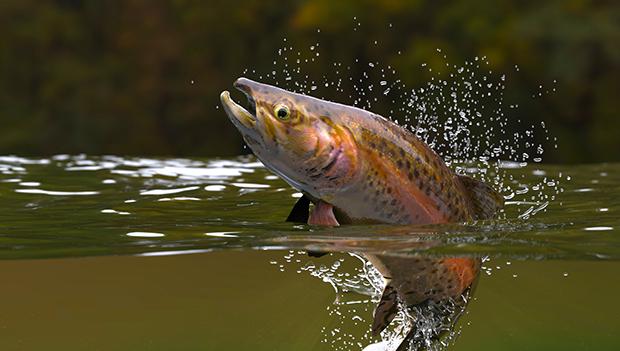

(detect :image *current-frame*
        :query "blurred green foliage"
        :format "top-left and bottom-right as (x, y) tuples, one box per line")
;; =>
(0, 0), (618, 163)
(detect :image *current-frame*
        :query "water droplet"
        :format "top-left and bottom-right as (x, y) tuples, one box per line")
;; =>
(127, 232), (165, 238)
(584, 226), (613, 231)
(204, 185), (226, 191)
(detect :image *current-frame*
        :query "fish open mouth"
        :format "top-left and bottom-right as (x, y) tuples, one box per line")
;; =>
(233, 78), (257, 117)
(220, 81), (257, 129)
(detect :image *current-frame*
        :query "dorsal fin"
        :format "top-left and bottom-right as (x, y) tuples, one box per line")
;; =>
(457, 175), (504, 220)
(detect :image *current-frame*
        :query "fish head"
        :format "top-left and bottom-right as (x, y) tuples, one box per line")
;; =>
(220, 77), (359, 200)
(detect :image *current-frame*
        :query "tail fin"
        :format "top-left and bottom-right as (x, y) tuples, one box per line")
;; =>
(394, 288), (474, 351)
(372, 283), (400, 336)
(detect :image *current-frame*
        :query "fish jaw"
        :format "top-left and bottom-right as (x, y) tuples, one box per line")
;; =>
(220, 90), (256, 132)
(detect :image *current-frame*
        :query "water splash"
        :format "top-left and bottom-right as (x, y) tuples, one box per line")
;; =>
(271, 250), (473, 351)
(243, 22), (570, 351)
(246, 27), (565, 224)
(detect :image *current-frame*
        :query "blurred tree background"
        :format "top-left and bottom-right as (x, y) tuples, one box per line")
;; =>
(0, 0), (618, 163)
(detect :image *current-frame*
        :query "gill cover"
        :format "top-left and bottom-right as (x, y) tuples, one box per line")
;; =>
(221, 77), (360, 202)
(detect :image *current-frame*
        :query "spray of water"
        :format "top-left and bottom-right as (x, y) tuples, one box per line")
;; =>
(252, 21), (566, 351)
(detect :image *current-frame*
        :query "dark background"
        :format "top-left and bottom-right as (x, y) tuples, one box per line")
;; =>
(1, 0), (618, 163)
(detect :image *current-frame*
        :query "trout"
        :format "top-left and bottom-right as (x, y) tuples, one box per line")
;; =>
(220, 78), (503, 346)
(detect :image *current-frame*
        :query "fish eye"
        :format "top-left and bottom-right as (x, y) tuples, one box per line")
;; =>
(274, 104), (291, 120)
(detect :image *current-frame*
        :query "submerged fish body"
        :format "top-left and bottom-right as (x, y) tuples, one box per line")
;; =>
(221, 78), (503, 344)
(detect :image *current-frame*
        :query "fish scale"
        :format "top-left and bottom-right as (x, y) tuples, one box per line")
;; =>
(356, 125), (473, 224)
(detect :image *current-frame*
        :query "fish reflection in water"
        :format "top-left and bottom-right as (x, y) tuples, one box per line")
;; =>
(295, 230), (480, 351)
(221, 78), (500, 350)
(366, 253), (479, 350)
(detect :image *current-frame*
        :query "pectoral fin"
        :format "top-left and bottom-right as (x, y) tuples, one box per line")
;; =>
(286, 195), (311, 223)
(371, 283), (399, 336)
(286, 196), (331, 258)
(308, 201), (340, 226)
(458, 175), (504, 220)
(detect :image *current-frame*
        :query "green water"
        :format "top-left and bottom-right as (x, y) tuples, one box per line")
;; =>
(0, 155), (618, 350)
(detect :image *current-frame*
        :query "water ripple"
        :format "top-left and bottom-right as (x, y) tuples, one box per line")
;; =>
(15, 189), (100, 196)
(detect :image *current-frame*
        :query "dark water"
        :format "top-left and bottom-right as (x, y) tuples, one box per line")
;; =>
(0, 155), (618, 350)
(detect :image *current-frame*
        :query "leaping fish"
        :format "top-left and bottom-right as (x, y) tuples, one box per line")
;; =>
(220, 78), (503, 347)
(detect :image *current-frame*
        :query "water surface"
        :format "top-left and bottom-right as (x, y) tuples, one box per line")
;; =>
(0, 155), (618, 350)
